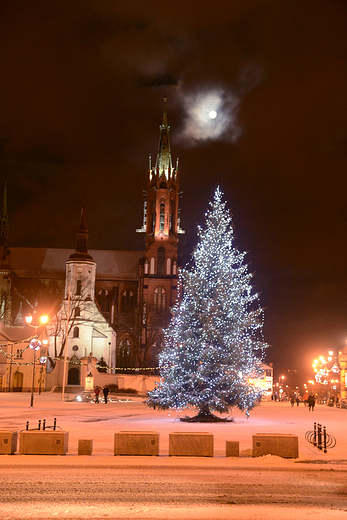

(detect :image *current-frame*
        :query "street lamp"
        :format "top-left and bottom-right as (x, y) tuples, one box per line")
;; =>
(29, 339), (41, 407)
(25, 313), (48, 407)
(39, 339), (49, 395)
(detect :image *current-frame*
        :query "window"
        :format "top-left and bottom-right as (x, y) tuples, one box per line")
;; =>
(76, 279), (82, 296)
(73, 327), (79, 338)
(121, 290), (134, 312)
(160, 202), (165, 231)
(157, 247), (165, 275)
(16, 349), (23, 358)
(117, 339), (134, 369)
(153, 286), (166, 312)
(74, 307), (80, 317)
(166, 258), (171, 275)
(150, 257), (155, 274)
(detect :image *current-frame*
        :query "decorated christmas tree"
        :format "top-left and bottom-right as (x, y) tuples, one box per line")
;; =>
(147, 187), (268, 421)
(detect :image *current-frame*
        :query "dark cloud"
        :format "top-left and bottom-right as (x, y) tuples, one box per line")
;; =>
(0, 0), (346, 381)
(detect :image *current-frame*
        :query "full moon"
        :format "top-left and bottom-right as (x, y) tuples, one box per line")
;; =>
(209, 110), (217, 119)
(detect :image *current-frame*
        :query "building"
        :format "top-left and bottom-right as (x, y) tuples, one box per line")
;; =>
(0, 99), (183, 391)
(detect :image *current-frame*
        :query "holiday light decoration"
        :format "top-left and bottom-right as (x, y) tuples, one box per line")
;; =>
(313, 351), (340, 385)
(147, 187), (268, 419)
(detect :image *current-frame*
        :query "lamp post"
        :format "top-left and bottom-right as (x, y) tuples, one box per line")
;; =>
(26, 313), (48, 407)
(29, 339), (41, 407)
(39, 339), (48, 395)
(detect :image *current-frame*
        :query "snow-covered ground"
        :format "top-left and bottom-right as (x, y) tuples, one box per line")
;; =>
(0, 392), (345, 460)
(1, 393), (347, 520)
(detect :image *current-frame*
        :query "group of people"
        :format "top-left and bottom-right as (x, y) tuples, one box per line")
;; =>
(289, 392), (316, 410)
(93, 385), (109, 404)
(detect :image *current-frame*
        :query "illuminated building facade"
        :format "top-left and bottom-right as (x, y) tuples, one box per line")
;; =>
(0, 101), (183, 390)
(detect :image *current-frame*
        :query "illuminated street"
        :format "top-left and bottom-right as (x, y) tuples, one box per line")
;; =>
(0, 393), (346, 518)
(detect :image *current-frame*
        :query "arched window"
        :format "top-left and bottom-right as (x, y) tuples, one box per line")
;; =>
(153, 287), (166, 312)
(144, 260), (149, 275)
(117, 339), (134, 369)
(160, 202), (165, 231)
(121, 290), (134, 312)
(74, 307), (80, 317)
(73, 326), (79, 338)
(157, 247), (165, 275)
(76, 279), (82, 296)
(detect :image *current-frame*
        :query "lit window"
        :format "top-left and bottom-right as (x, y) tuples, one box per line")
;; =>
(160, 202), (165, 231)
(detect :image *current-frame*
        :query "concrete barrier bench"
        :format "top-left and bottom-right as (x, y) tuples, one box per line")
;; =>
(78, 439), (93, 455)
(226, 440), (239, 457)
(19, 431), (69, 455)
(114, 431), (159, 456)
(0, 431), (18, 454)
(252, 433), (298, 458)
(169, 432), (214, 457)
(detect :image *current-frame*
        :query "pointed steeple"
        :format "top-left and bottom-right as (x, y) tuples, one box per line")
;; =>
(0, 179), (9, 244)
(154, 97), (173, 179)
(69, 202), (93, 261)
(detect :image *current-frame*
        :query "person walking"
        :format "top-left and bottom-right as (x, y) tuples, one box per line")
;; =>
(94, 386), (100, 404)
(296, 396), (300, 407)
(103, 386), (109, 404)
(290, 394), (295, 407)
(308, 393), (315, 411)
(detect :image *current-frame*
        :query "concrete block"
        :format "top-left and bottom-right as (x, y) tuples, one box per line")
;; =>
(78, 439), (93, 455)
(226, 440), (239, 457)
(114, 431), (159, 456)
(19, 431), (69, 455)
(0, 431), (18, 454)
(252, 433), (298, 459)
(169, 432), (214, 457)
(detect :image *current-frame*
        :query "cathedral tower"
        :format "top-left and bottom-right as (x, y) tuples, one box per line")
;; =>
(138, 98), (184, 318)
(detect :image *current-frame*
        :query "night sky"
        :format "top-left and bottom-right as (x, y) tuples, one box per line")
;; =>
(1, 1), (347, 382)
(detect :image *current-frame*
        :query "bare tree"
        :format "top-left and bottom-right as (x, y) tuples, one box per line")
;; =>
(114, 302), (165, 370)
(49, 277), (96, 359)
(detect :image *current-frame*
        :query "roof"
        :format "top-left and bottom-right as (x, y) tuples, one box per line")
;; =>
(0, 323), (34, 343)
(7, 247), (143, 280)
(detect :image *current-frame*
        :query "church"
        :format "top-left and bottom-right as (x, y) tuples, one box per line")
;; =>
(0, 99), (184, 391)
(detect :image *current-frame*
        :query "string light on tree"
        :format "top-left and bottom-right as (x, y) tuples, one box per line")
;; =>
(147, 187), (268, 421)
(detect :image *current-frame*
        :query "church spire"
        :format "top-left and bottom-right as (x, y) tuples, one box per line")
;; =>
(69, 202), (93, 261)
(154, 97), (173, 179)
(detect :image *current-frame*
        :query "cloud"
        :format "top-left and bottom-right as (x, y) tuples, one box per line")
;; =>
(177, 87), (240, 145)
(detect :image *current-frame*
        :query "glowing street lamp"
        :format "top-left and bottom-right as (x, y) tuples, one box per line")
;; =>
(26, 313), (49, 407)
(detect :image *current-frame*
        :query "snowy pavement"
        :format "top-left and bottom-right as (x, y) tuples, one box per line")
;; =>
(0, 392), (346, 460)
(1, 394), (347, 519)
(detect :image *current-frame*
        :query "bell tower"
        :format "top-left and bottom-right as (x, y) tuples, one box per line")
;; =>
(65, 202), (96, 302)
(138, 98), (184, 317)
